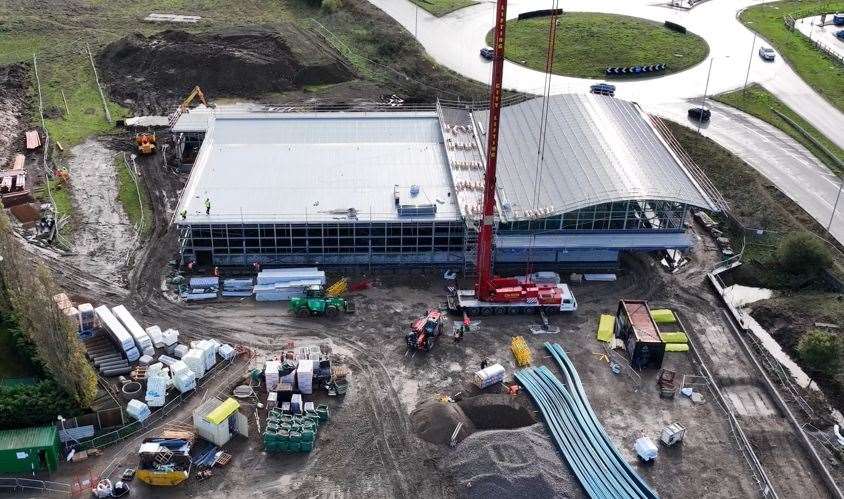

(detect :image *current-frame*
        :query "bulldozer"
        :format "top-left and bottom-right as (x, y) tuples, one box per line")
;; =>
(135, 132), (156, 155)
(289, 284), (353, 318)
(406, 309), (445, 352)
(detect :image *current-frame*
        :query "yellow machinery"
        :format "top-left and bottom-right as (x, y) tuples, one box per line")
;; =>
(325, 278), (349, 297)
(135, 132), (156, 155)
(177, 86), (210, 115)
(135, 438), (192, 486)
(511, 336), (531, 367)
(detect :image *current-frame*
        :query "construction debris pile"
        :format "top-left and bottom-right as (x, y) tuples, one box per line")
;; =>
(97, 27), (354, 113)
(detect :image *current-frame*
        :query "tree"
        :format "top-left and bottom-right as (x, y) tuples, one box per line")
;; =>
(0, 206), (97, 407)
(797, 330), (841, 377)
(321, 0), (343, 13)
(776, 232), (832, 275)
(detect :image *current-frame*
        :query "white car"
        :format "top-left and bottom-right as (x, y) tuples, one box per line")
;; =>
(758, 47), (776, 61)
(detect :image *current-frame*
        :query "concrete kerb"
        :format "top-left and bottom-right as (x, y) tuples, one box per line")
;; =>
(708, 266), (844, 499)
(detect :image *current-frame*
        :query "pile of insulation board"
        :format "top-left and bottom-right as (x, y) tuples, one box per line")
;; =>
(182, 276), (219, 301)
(254, 267), (326, 301)
(254, 268), (326, 302)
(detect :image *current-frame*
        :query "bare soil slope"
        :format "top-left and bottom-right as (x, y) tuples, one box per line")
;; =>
(97, 26), (354, 110)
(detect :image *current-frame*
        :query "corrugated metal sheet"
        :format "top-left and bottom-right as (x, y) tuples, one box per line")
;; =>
(58, 425), (95, 443)
(471, 95), (716, 220)
(0, 426), (56, 450)
(176, 111), (460, 224)
(171, 105), (214, 133)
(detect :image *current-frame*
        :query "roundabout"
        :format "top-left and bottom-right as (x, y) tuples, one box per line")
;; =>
(487, 12), (709, 79)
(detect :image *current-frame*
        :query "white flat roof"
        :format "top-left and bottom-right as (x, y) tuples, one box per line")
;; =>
(176, 111), (460, 224)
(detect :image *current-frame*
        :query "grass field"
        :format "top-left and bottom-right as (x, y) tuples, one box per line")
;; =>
(740, 0), (844, 113)
(115, 156), (153, 237)
(408, 0), (478, 17)
(667, 120), (842, 286)
(715, 84), (843, 177)
(489, 13), (709, 79)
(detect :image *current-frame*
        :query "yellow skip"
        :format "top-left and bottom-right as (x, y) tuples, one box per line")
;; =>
(511, 336), (532, 367)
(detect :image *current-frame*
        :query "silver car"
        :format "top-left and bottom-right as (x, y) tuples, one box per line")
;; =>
(758, 47), (776, 61)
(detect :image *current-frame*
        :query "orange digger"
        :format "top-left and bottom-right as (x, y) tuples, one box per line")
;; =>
(135, 132), (156, 155)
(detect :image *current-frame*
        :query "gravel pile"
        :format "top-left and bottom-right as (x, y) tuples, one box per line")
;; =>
(445, 423), (583, 498)
(411, 398), (474, 445)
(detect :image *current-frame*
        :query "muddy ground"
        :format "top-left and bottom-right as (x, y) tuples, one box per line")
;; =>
(98, 26), (355, 114)
(63, 138), (137, 285)
(0, 64), (30, 168)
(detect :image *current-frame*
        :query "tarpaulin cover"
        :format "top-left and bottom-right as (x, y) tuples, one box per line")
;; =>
(659, 332), (688, 344)
(597, 315), (615, 342)
(205, 398), (240, 425)
(650, 309), (676, 324)
(665, 343), (689, 353)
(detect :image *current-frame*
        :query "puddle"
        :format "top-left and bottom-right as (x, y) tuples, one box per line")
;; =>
(65, 139), (136, 286)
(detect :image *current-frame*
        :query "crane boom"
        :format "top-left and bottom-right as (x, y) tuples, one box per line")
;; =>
(476, 0), (509, 301)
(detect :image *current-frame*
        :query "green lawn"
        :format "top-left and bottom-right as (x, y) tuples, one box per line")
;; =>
(489, 13), (709, 79)
(740, 0), (844, 113)
(115, 156), (153, 237)
(714, 84), (843, 177)
(408, 0), (478, 17)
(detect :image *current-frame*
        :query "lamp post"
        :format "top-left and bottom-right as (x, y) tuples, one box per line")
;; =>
(827, 178), (843, 235)
(743, 29), (757, 93)
(697, 55), (729, 133)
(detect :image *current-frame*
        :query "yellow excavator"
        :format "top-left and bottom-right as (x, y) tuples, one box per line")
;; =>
(177, 86), (210, 115)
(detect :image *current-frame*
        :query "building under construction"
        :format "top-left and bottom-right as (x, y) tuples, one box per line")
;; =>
(172, 94), (723, 269)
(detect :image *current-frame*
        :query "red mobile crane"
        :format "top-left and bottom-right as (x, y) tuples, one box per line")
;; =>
(449, 0), (577, 316)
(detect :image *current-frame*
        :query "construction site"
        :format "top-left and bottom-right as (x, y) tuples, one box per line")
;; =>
(0, 0), (843, 498)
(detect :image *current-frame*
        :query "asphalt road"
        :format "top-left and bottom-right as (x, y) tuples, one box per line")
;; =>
(367, 0), (844, 244)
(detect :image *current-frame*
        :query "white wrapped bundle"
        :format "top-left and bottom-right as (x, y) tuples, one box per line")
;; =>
(173, 370), (196, 393)
(265, 360), (280, 391)
(182, 349), (206, 378)
(126, 399), (151, 422)
(218, 344), (235, 360)
(297, 360), (314, 395)
(146, 326), (164, 348)
(474, 363), (506, 389)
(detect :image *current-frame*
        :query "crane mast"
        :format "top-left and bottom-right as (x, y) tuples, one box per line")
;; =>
(475, 0), (509, 301)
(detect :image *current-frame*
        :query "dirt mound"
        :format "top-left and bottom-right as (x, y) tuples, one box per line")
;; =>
(445, 423), (582, 498)
(411, 399), (474, 445)
(97, 26), (354, 112)
(0, 64), (30, 167)
(458, 393), (536, 430)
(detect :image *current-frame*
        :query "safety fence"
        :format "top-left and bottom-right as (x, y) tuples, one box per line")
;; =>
(65, 354), (243, 453)
(0, 477), (71, 495)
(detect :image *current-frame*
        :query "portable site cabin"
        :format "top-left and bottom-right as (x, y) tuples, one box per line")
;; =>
(0, 426), (60, 474)
(615, 300), (666, 370)
(192, 397), (248, 447)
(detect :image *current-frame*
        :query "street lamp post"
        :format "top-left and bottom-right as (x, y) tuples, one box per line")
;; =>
(743, 32), (757, 93)
(698, 58), (714, 133)
(828, 178), (843, 235)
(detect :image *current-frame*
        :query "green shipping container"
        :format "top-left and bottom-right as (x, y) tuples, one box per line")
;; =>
(0, 426), (60, 474)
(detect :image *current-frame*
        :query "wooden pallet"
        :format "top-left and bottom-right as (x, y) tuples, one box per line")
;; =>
(215, 452), (232, 467)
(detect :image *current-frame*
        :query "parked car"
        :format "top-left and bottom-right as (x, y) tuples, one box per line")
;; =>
(589, 82), (616, 96)
(688, 107), (711, 123)
(758, 47), (776, 61)
(832, 13), (844, 26)
(836, 30), (844, 40)
(480, 47), (494, 60)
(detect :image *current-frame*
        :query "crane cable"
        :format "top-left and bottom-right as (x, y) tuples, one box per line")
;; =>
(525, 0), (560, 278)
